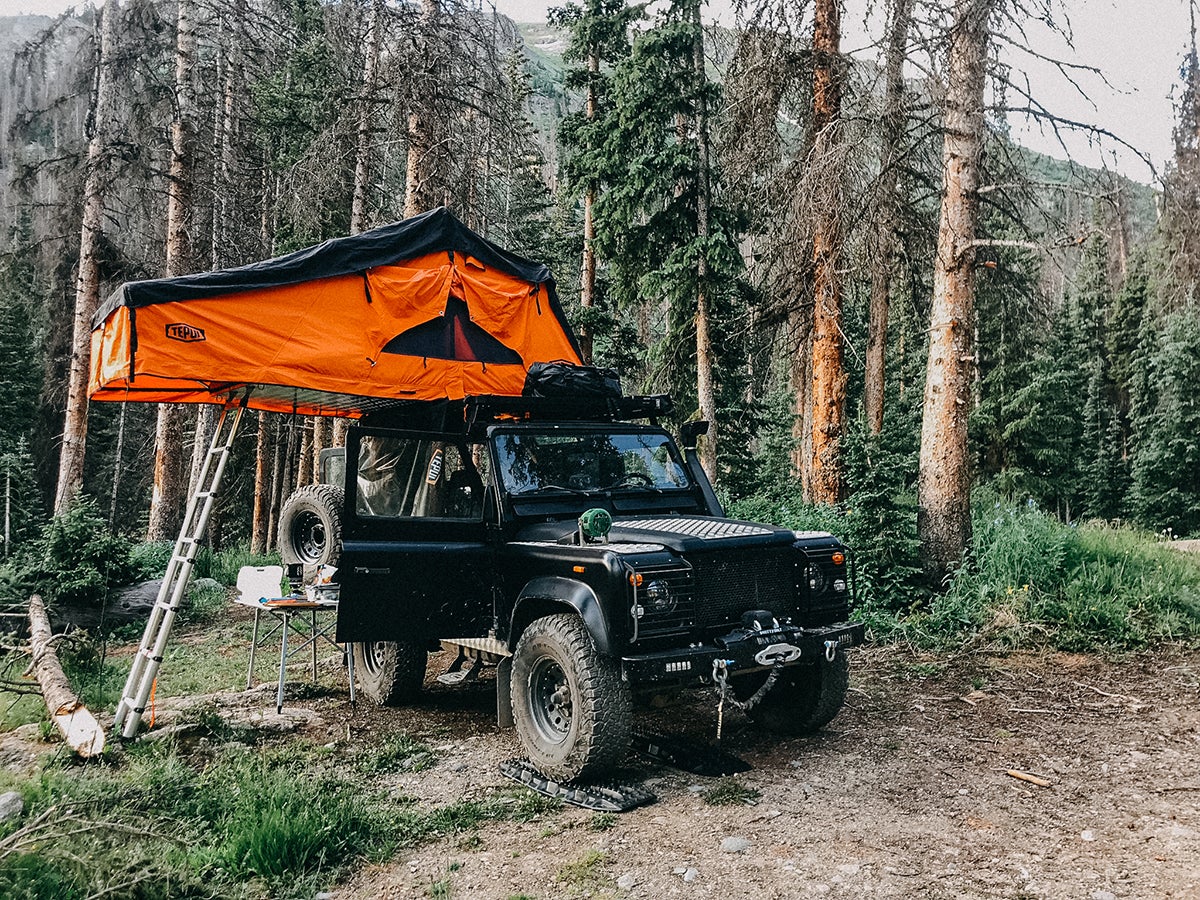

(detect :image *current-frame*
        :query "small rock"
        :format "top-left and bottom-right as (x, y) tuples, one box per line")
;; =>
(813, 884), (831, 895)
(687, 784), (706, 793)
(453, 763), (468, 772)
(0, 791), (24, 821)
(1081, 830), (1096, 842)
(672, 866), (687, 875)
(682, 867), (699, 883)
(315, 893), (333, 900)
(837, 863), (861, 876)
(617, 873), (637, 890)
(720, 836), (752, 854)
(1091, 891), (1116, 900)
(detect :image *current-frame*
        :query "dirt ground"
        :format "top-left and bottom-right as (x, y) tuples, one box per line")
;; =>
(318, 644), (1200, 900)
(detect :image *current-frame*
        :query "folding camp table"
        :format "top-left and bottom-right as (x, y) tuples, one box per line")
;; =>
(235, 566), (355, 713)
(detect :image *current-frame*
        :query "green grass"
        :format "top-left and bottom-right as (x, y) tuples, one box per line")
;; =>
(0, 736), (562, 900)
(883, 496), (1200, 650)
(701, 777), (761, 806)
(357, 733), (438, 775)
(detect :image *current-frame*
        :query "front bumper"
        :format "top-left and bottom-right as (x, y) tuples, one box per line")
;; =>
(621, 620), (865, 685)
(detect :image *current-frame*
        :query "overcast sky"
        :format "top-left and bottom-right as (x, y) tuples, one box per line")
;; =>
(2, 0), (1192, 181)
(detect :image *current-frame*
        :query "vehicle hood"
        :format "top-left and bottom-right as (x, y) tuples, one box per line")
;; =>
(516, 515), (797, 553)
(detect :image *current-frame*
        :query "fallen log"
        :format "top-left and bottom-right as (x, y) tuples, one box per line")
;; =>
(27, 594), (105, 758)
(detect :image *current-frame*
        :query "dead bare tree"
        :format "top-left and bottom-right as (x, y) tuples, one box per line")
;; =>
(53, 0), (119, 516)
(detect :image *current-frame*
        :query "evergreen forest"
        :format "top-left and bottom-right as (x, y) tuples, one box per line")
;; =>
(2, 0), (1200, 647)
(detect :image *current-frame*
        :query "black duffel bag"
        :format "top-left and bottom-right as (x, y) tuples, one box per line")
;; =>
(523, 360), (622, 399)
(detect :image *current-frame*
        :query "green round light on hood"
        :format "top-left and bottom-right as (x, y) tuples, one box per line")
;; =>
(579, 507), (613, 541)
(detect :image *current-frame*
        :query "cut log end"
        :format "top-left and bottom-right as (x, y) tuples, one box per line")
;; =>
(28, 594), (108, 758)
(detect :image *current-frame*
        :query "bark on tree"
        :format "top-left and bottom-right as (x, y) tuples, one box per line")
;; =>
(53, 0), (119, 516)
(311, 416), (329, 482)
(405, 0), (441, 217)
(918, 0), (992, 583)
(806, 0), (846, 503)
(147, 0), (198, 541)
(578, 44), (600, 365)
(864, 0), (912, 436)
(251, 411), (271, 555)
(28, 595), (105, 757)
(352, 0), (382, 234)
(691, 0), (718, 480)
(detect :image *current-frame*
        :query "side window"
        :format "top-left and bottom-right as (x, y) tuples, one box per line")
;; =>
(356, 436), (486, 520)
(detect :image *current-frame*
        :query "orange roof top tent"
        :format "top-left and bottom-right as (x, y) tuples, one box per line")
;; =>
(88, 207), (583, 416)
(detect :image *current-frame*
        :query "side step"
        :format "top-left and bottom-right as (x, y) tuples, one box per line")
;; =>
(499, 758), (656, 812)
(632, 731), (752, 777)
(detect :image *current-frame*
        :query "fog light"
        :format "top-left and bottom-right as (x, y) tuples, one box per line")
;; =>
(833, 578), (846, 592)
(644, 580), (675, 613)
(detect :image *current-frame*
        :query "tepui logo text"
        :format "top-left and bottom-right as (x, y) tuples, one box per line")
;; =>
(166, 323), (205, 343)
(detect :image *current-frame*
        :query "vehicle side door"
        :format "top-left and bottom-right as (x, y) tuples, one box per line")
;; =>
(336, 427), (494, 643)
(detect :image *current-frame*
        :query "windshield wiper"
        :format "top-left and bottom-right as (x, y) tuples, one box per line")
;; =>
(513, 483), (595, 497)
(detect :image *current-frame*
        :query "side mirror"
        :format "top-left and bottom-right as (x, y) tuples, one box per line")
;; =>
(680, 420), (709, 451)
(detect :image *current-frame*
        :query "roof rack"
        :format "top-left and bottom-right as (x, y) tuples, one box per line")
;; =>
(360, 394), (675, 436)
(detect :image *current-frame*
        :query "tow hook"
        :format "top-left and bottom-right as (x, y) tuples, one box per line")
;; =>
(824, 640), (838, 662)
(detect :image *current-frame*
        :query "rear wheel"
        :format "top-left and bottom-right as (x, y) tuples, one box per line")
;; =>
(733, 650), (849, 736)
(353, 641), (427, 706)
(511, 613), (631, 782)
(279, 484), (344, 578)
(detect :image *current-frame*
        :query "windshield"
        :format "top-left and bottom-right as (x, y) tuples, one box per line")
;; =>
(494, 430), (691, 495)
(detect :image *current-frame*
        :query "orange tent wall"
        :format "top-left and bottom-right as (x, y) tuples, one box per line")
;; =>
(88, 252), (581, 416)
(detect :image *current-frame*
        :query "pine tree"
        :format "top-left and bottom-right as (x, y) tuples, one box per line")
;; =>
(1130, 311), (1200, 536)
(593, 0), (743, 479)
(551, 0), (640, 363)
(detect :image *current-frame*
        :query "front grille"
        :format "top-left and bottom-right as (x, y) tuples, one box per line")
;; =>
(691, 546), (797, 628)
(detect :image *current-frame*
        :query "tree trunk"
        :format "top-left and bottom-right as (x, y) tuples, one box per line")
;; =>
(806, 0), (846, 503)
(864, 0), (912, 436)
(405, 0), (440, 217)
(691, 0), (718, 481)
(352, 0), (382, 234)
(147, 0), (198, 541)
(311, 416), (329, 482)
(297, 420), (314, 487)
(28, 594), (105, 757)
(53, 0), (119, 516)
(918, 0), (991, 583)
(578, 45), (600, 365)
(251, 411), (271, 555)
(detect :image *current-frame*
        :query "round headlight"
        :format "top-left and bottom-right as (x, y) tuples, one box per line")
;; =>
(805, 563), (827, 593)
(644, 580), (675, 613)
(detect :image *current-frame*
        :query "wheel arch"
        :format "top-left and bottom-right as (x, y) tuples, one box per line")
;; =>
(511, 577), (614, 656)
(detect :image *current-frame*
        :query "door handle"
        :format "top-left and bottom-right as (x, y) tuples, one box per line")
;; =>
(353, 567), (391, 575)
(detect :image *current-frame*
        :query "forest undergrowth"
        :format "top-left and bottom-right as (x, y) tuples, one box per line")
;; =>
(1, 492), (1199, 897)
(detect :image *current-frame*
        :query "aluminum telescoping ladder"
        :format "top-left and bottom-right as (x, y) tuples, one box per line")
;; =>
(113, 402), (244, 738)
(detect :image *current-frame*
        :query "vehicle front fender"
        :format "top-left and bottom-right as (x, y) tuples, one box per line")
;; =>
(512, 576), (615, 656)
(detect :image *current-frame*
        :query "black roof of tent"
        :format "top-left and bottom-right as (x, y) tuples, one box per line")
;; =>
(93, 207), (558, 328)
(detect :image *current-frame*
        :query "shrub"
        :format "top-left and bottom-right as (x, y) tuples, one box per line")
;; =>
(0, 498), (138, 606)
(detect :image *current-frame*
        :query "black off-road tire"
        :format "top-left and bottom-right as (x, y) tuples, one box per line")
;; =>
(353, 641), (427, 706)
(511, 613), (632, 782)
(733, 650), (849, 736)
(278, 483), (344, 578)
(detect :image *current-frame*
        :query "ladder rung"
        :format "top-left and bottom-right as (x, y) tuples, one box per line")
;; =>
(137, 648), (164, 663)
(194, 491), (214, 498)
(155, 601), (178, 613)
(171, 556), (192, 565)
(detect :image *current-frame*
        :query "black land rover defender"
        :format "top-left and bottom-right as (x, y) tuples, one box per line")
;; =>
(279, 394), (864, 781)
